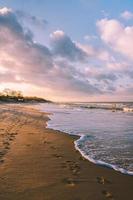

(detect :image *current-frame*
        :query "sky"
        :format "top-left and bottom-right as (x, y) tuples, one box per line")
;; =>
(0, 0), (133, 102)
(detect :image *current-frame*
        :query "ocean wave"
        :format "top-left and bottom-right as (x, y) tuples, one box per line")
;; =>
(74, 135), (133, 176)
(38, 103), (133, 176)
(47, 119), (133, 176)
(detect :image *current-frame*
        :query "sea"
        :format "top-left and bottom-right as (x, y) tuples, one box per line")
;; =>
(37, 102), (133, 175)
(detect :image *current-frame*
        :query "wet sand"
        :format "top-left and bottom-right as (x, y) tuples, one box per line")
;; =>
(0, 104), (133, 200)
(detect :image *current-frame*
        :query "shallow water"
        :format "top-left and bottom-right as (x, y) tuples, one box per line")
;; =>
(38, 103), (133, 175)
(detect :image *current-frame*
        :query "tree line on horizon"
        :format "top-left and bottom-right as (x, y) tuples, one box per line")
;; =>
(0, 88), (50, 103)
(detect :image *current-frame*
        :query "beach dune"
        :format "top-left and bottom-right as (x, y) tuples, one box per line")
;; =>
(0, 104), (133, 200)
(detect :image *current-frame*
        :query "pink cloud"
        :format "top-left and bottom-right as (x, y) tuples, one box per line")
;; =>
(97, 18), (133, 60)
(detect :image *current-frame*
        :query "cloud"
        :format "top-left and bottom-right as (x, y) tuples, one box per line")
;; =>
(0, 7), (132, 101)
(77, 43), (112, 62)
(0, 7), (11, 15)
(121, 11), (133, 20)
(0, 7), (24, 36)
(0, 72), (16, 83)
(50, 30), (88, 62)
(15, 10), (48, 28)
(52, 60), (102, 95)
(0, 7), (53, 78)
(97, 18), (133, 60)
(0, 8), (105, 100)
(95, 73), (117, 82)
(125, 86), (133, 93)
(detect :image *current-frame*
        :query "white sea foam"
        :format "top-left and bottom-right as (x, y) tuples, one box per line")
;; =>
(74, 135), (133, 176)
(37, 102), (133, 176)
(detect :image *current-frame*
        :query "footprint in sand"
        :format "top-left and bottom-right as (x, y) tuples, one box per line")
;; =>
(66, 160), (73, 163)
(3, 141), (10, 146)
(50, 145), (57, 150)
(25, 144), (31, 147)
(69, 162), (81, 176)
(5, 146), (10, 150)
(8, 137), (14, 141)
(0, 151), (5, 156)
(79, 156), (86, 161)
(60, 160), (73, 169)
(62, 178), (76, 187)
(102, 190), (114, 200)
(0, 159), (4, 164)
(96, 176), (111, 185)
(43, 140), (51, 145)
(61, 161), (81, 176)
(52, 153), (63, 159)
(96, 177), (114, 199)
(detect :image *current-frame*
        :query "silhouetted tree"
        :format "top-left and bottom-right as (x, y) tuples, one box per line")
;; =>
(2, 89), (23, 98)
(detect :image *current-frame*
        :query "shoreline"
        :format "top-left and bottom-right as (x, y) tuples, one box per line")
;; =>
(0, 104), (133, 200)
(74, 135), (133, 176)
(44, 107), (133, 177)
(47, 125), (133, 177)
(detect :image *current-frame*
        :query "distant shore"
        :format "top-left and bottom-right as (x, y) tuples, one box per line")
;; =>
(0, 104), (133, 200)
(0, 96), (51, 104)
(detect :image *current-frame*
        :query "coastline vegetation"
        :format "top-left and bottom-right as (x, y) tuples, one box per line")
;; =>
(0, 88), (51, 103)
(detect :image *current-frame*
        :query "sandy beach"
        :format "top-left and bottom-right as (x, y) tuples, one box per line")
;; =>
(0, 104), (133, 200)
